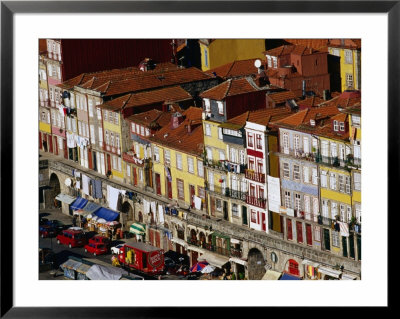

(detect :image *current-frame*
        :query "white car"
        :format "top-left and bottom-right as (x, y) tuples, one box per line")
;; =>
(111, 244), (125, 255)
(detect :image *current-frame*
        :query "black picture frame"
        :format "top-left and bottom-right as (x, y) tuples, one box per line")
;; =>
(1, 0), (395, 317)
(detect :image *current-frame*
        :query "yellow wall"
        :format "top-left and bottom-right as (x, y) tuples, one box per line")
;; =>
(39, 122), (51, 134)
(268, 135), (279, 177)
(200, 39), (266, 71)
(153, 143), (205, 206)
(329, 48), (360, 92)
(320, 165), (352, 205)
(352, 190), (361, 204)
(103, 113), (122, 136)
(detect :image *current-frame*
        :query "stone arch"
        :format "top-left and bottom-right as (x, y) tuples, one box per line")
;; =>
(247, 247), (266, 280)
(121, 201), (133, 221)
(49, 173), (61, 208)
(199, 232), (206, 247)
(189, 229), (197, 244)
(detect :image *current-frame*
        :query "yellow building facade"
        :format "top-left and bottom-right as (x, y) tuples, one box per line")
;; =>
(199, 39), (266, 71)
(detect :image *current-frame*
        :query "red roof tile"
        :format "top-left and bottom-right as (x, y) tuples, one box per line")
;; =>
(267, 90), (300, 104)
(199, 77), (261, 100)
(125, 109), (174, 129)
(101, 86), (192, 111)
(149, 107), (204, 156)
(205, 59), (261, 79)
(264, 44), (321, 57)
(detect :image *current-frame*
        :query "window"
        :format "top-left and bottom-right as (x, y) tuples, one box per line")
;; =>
(78, 121), (82, 135)
(98, 127), (103, 147)
(293, 165), (300, 181)
(198, 186), (205, 199)
(285, 191), (291, 209)
(314, 226), (321, 242)
(294, 135), (300, 153)
(331, 202), (338, 219)
(90, 125), (95, 144)
(267, 55), (272, 68)
(208, 171), (214, 191)
(112, 155), (117, 170)
(339, 175), (345, 193)
(346, 73), (354, 89)
(176, 153), (182, 170)
(296, 221), (303, 244)
(333, 120), (339, 131)
(218, 127), (223, 140)
(321, 170), (327, 188)
(232, 203), (239, 217)
(204, 48), (208, 67)
(205, 124), (211, 136)
(355, 203), (361, 223)
(187, 157), (194, 173)
(116, 134), (120, 150)
(303, 137), (309, 153)
(72, 119), (77, 133)
(295, 193), (301, 212)
(330, 142), (337, 158)
(197, 160), (204, 177)
(329, 173), (337, 190)
(347, 206), (352, 223)
(219, 150), (225, 161)
(304, 195), (310, 214)
(345, 50), (353, 64)
(251, 209), (257, 223)
(153, 147), (160, 162)
(340, 204), (346, 222)
(177, 179), (184, 200)
(217, 101), (224, 115)
(339, 122), (345, 131)
(140, 126), (145, 136)
(354, 172), (361, 191)
(247, 133), (254, 147)
(136, 124), (140, 134)
(332, 231), (340, 247)
(216, 199), (222, 211)
(287, 219), (293, 240)
(66, 117), (71, 131)
(164, 150), (171, 165)
(303, 166), (309, 183)
(104, 110), (108, 122)
(312, 168), (318, 185)
(345, 176), (351, 194)
(321, 141), (329, 157)
(282, 132), (289, 154)
(272, 57), (277, 68)
(145, 129), (150, 136)
(283, 162), (290, 178)
(240, 150), (246, 165)
(204, 99), (210, 112)
(352, 115), (361, 126)
(206, 147), (213, 161)
(254, 134), (262, 150)
(97, 107), (102, 120)
(110, 132), (114, 147)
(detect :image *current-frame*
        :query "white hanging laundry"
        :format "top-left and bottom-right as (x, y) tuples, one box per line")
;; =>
(82, 174), (90, 196)
(158, 205), (164, 223)
(150, 201), (157, 214)
(194, 196), (202, 210)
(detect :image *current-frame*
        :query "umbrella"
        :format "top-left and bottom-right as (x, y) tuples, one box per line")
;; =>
(86, 214), (93, 219)
(106, 221), (120, 226)
(73, 209), (85, 216)
(201, 264), (215, 274)
(91, 215), (99, 221)
(190, 261), (208, 272)
(97, 218), (107, 224)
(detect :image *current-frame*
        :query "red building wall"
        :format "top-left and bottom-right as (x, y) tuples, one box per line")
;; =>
(61, 39), (174, 81)
(225, 91), (267, 120)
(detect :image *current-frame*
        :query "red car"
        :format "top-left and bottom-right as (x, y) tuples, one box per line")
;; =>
(56, 229), (86, 248)
(89, 235), (110, 247)
(84, 242), (108, 256)
(39, 225), (56, 238)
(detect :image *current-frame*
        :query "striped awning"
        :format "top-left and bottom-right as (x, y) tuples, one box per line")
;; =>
(70, 197), (88, 210)
(55, 193), (76, 205)
(129, 223), (146, 235)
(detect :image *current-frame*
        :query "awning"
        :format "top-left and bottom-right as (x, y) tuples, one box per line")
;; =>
(171, 237), (188, 248)
(317, 267), (342, 279)
(55, 193), (76, 205)
(61, 259), (82, 270)
(280, 273), (302, 280)
(187, 245), (205, 254)
(129, 223), (146, 235)
(341, 273), (357, 280)
(301, 259), (320, 268)
(76, 263), (91, 274)
(94, 207), (119, 222)
(262, 269), (282, 280)
(82, 201), (101, 214)
(229, 257), (248, 266)
(70, 197), (88, 210)
(198, 252), (229, 268)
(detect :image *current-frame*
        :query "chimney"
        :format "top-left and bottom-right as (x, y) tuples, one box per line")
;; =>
(187, 121), (192, 133)
(302, 80), (306, 98)
(170, 112), (184, 129)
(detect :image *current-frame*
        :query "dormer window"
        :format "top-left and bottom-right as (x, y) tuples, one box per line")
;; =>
(310, 119), (315, 126)
(204, 98), (210, 112)
(217, 101), (224, 115)
(273, 57), (278, 68)
(339, 122), (345, 131)
(267, 55), (272, 68)
(333, 120), (339, 131)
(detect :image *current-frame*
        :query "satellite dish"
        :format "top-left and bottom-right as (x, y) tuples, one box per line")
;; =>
(254, 59), (262, 68)
(65, 178), (72, 187)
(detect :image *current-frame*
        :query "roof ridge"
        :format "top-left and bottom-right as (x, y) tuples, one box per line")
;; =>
(225, 61), (236, 78)
(224, 79), (233, 98)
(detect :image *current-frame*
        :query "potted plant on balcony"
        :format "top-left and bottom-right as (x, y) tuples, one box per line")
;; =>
(349, 216), (357, 230)
(333, 156), (340, 167)
(346, 154), (354, 165)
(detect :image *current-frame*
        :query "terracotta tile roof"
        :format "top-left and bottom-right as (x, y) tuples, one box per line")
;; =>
(284, 39), (330, 51)
(101, 86), (192, 111)
(149, 107), (204, 156)
(199, 77), (261, 100)
(328, 39), (361, 50)
(267, 90), (300, 104)
(220, 107), (293, 130)
(205, 59), (260, 79)
(101, 67), (212, 97)
(320, 90), (361, 109)
(296, 95), (326, 107)
(125, 109), (173, 129)
(264, 44), (321, 57)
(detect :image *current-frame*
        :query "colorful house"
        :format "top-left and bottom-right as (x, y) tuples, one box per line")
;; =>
(198, 39), (266, 71)
(328, 39), (361, 92)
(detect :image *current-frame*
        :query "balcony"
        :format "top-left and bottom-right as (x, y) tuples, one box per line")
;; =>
(245, 169), (265, 183)
(205, 159), (247, 174)
(205, 183), (247, 201)
(246, 195), (266, 209)
(230, 247), (243, 258)
(280, 147), (317, 162)
(122, 151), (145, 166)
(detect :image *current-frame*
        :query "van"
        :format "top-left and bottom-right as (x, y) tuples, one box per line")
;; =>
(56, 229), (86, 248)
(88, 235), (110, 248)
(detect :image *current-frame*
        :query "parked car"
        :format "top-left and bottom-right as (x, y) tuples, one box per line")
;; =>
(111, 243), (125, 255)
(39, 225), (56, 238)
(46, 220), (69, 233)
(89, 235), (110, 248)
(39, 216), (48, 225)
(84, 242), (108, 256)
(56, 229), (86, 248)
